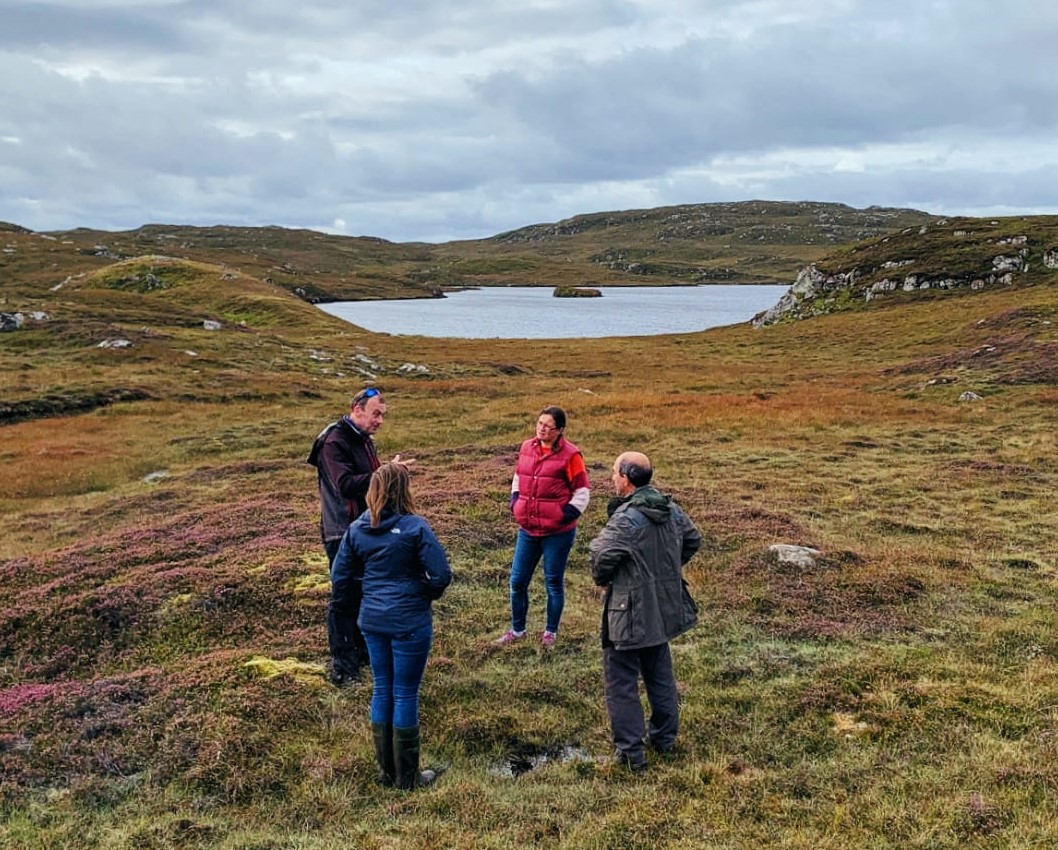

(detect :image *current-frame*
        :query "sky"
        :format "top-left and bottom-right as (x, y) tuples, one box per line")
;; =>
(3, 0), (1057, 243)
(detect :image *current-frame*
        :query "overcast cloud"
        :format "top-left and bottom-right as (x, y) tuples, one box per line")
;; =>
(2, 0), (1056, 241)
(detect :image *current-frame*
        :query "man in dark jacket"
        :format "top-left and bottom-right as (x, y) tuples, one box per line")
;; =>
(308, 387), (412, 685)
(589, 451), (702, 771)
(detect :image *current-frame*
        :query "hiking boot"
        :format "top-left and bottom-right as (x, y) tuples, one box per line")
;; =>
(615, 750), (648, 773)
(329, 657), (360, 687)
(540, 630), (557, 648)
(494, 629), (526, 645)
(648, 739), (675, 757)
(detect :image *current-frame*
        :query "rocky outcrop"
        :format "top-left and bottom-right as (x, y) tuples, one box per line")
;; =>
(754, 226), (1058, 327)
(752, 265), (857, 327)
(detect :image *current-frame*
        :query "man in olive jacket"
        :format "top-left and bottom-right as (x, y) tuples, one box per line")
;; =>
(589, 451), (701, 771)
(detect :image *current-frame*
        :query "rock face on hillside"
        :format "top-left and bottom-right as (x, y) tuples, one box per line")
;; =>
(752, 218), (1058, 327)
(751, 266), (856, 326)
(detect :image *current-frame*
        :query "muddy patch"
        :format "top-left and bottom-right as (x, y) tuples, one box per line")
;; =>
(489, 743), (596, 778)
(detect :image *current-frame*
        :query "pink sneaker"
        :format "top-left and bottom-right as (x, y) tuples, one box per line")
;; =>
(541, 630), (557, 648)
(495, 629), (526, 645)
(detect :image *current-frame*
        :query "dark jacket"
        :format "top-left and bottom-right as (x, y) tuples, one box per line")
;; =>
(589, 486), (701, 650)
(307, 416), (380, 542)
(331, 509), (451, 636)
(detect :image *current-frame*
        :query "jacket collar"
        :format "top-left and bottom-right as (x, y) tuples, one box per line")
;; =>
(342, 414), (372, 440)
(535, 434), (565, 452)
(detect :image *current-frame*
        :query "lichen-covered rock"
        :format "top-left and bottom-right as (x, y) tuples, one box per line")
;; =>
(0, 312), (25, 331)
(752, 265), (855, 326)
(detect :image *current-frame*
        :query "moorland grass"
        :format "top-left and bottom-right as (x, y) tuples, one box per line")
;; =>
(2, 228), (1058, 848)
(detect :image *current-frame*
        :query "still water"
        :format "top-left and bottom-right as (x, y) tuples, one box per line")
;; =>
(318, 284), (787, 339)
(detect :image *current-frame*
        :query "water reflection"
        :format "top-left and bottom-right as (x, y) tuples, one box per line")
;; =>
(489, 744), (597, 778)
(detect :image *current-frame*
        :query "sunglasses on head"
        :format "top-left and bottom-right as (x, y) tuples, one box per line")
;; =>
(352, 387), (381, 406)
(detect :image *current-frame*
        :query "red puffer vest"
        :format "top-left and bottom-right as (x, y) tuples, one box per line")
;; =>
(513, 436), (582, 536)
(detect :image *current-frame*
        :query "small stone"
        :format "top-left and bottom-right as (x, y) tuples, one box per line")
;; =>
(767, 544), (822, 569)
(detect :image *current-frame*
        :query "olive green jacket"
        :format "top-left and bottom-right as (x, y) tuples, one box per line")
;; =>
(589, 486), (701, 650)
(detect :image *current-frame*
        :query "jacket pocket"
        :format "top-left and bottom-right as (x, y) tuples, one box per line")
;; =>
(680, 579), (699, 630)
(606, 590), (636, 645)
(512, 497), (527, 527)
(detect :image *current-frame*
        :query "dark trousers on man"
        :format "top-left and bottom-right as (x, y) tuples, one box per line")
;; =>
(602, 642), (679, 766)
(325, 538), (369, 682)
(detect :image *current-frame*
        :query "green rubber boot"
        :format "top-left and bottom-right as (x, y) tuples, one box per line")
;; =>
(393, 725), (437, 790)
(371, 723), (395, 787)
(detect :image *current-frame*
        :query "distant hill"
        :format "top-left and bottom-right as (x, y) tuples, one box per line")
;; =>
(433, 200), (935, 289)
(2, 201), (935, 304)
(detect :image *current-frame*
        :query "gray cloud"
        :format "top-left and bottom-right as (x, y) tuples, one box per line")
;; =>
(2, 0), (1056, 239)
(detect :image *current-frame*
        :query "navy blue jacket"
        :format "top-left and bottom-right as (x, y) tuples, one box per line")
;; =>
(332, 509), (451, 635)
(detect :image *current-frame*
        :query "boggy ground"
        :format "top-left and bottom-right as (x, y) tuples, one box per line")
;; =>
(2, 260), (1058, 849)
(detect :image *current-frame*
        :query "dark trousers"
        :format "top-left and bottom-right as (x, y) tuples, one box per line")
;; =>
(602, 642), (679, 762)
(325, 538), (368, 670)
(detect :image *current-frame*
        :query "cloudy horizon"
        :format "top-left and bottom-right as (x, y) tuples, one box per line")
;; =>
(3, 0), (1057, 243)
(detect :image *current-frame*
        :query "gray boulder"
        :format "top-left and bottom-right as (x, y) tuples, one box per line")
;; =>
(0, 312), (25, 331)
(767, 544), (822, 569)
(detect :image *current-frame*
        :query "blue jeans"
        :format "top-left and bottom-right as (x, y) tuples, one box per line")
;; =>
(363, 624), (433, 729)
(509, 528), (576, 633)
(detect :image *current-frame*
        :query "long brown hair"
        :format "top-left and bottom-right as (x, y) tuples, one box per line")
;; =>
(366, 462), (416, 527)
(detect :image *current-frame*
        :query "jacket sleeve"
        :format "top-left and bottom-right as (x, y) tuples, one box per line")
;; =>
(566, 453), (590, 516)
(589, 514), (633, 586)
(330, 530), (363, 603)
(675, 505), (702, 565)
(319, 437), (373, 503)
(416, 522), (452, 601)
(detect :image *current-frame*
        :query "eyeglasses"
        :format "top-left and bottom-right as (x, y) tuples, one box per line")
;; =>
(537, 421), (558, 432)
(352, 387), (381, 407)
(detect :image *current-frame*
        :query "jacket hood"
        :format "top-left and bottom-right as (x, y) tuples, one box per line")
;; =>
(625, 486), (672, 524)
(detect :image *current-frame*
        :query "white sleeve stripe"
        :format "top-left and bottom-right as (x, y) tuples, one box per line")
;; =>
(570, 486), (590, 512)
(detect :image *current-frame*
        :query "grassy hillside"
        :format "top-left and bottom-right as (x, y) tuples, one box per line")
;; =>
(2, 216), (1058, 849)
(4, 201), (935, 305)
(435, 200), (934, 288)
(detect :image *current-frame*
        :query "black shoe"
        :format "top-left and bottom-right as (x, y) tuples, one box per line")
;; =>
(648, 739), (675, 756)
(615, 751), (648, 772)
(329, 658), (360, 687)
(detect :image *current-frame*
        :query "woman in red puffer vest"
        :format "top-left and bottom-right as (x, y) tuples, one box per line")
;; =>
(495, 406), (590, 649)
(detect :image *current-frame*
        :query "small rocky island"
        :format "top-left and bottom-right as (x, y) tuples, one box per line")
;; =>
(553, 285), (602, 298)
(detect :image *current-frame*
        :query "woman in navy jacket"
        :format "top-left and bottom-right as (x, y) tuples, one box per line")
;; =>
(331, 462), (452, 789)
